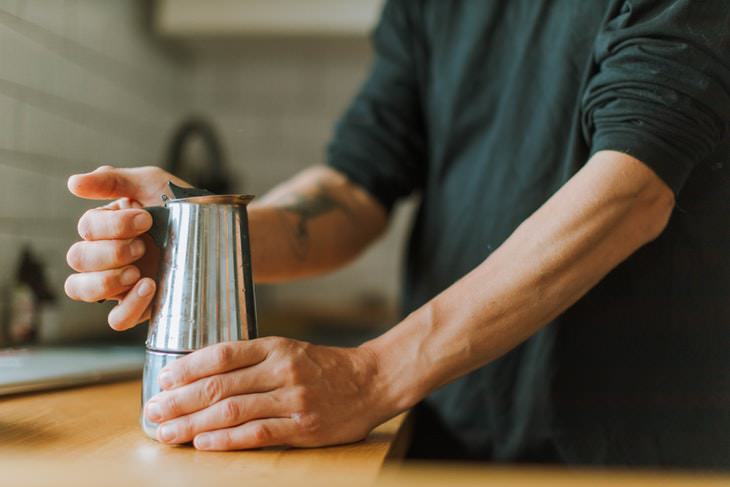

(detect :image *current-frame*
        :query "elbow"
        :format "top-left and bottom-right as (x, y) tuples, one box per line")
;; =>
(635, 180), (675, 243)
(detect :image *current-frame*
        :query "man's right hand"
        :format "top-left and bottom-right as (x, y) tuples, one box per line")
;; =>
(64, 165), (192, 331)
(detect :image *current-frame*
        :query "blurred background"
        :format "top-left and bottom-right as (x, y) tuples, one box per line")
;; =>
(0, 0), (416, 349)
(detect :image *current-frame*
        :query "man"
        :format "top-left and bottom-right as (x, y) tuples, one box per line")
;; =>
(65, 0), (730, 467)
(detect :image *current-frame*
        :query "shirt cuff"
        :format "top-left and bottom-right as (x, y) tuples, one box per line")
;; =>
(590, 128), (696, 195)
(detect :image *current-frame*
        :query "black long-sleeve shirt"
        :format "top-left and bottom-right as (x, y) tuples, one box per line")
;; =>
(328, 0), (730, 468)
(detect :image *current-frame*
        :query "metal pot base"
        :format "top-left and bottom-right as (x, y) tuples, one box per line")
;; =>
(140, 349), (188, 440)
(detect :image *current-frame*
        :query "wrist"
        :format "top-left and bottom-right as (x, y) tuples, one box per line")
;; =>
(358, 311), (432, 419)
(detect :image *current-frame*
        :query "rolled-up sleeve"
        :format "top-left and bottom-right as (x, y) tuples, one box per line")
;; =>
(582, 0), (730, 194)
(327, 0), (427, 212)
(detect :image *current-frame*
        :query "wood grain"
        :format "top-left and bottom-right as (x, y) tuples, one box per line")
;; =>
(2, 380), (729, 486)
(0, 380), (407, 486)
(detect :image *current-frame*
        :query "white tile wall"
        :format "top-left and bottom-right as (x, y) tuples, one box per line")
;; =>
(0, 2), (413, 344)
(0, 0), (191, 343)
(0, 0), (17, 15)
(0, 94), (15, 148)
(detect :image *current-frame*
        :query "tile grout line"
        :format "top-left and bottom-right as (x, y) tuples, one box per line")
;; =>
(0, 5), (188, 112)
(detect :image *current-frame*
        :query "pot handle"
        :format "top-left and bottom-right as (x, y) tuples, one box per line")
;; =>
(143, 206), (170, 249)
(143, 182), (215, 248)
(168, 181), (215, 199)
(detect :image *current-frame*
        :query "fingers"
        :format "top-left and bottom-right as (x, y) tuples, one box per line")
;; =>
(64, 266), (140, 302)
(66, 238), (145, 272)
(67, 165), (190, 206)
(78, 208), (152, 241)
(154, 393), (283, 445)
(107, 278), (156, 330)
(193, 418), (297, 451)
(145, 363), (277, 424)
(103, 197), (143, 211)
(67, 166), (146, 201)
(159, 341), (270, 390)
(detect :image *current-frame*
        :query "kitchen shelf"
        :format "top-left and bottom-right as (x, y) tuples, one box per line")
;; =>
(155, 0), (384, 37)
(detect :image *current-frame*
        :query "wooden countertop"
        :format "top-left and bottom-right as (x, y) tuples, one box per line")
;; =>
(2, 380), (730, 487)
(0, 380), (410, 486)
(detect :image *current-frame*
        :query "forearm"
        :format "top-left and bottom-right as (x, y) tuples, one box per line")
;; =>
(248, 166), (388, 283)
(363, 151), (675, 415)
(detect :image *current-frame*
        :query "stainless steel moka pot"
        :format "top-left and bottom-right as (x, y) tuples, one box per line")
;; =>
(140, 182), (258, 440)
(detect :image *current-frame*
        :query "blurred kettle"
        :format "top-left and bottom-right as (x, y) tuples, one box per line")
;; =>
(165, 117), (233, 195)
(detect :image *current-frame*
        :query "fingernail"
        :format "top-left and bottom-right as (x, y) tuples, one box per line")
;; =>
(133, 213), (151, 232)
(159, 371), (174, 390)
(120, 267), (140, 286)
(137, 279), (154, 297)
(194, 434), (212, 450)
(158, 424), (176, 443)
(130, 239), (145, 258)
(146, 401), (162, 422)
(67, 175), (81, 192)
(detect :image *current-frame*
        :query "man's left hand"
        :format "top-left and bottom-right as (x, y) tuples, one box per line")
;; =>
(144, 337), (387, 451)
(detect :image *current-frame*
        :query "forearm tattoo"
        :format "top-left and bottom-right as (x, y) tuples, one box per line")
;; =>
(273, 183), (353, 259)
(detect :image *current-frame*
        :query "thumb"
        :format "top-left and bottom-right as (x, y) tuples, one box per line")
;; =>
(67, 165), (177, 205)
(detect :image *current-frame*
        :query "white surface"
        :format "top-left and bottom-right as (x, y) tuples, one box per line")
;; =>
(157, 0), (384, 37)
(0, 346), (145, 395)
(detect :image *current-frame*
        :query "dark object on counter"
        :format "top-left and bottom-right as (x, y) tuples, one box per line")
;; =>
(165, 116), (233, 195)
(6, 246), (56, 345)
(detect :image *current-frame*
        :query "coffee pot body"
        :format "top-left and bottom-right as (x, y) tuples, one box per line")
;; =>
(140, 183), (257, 439)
